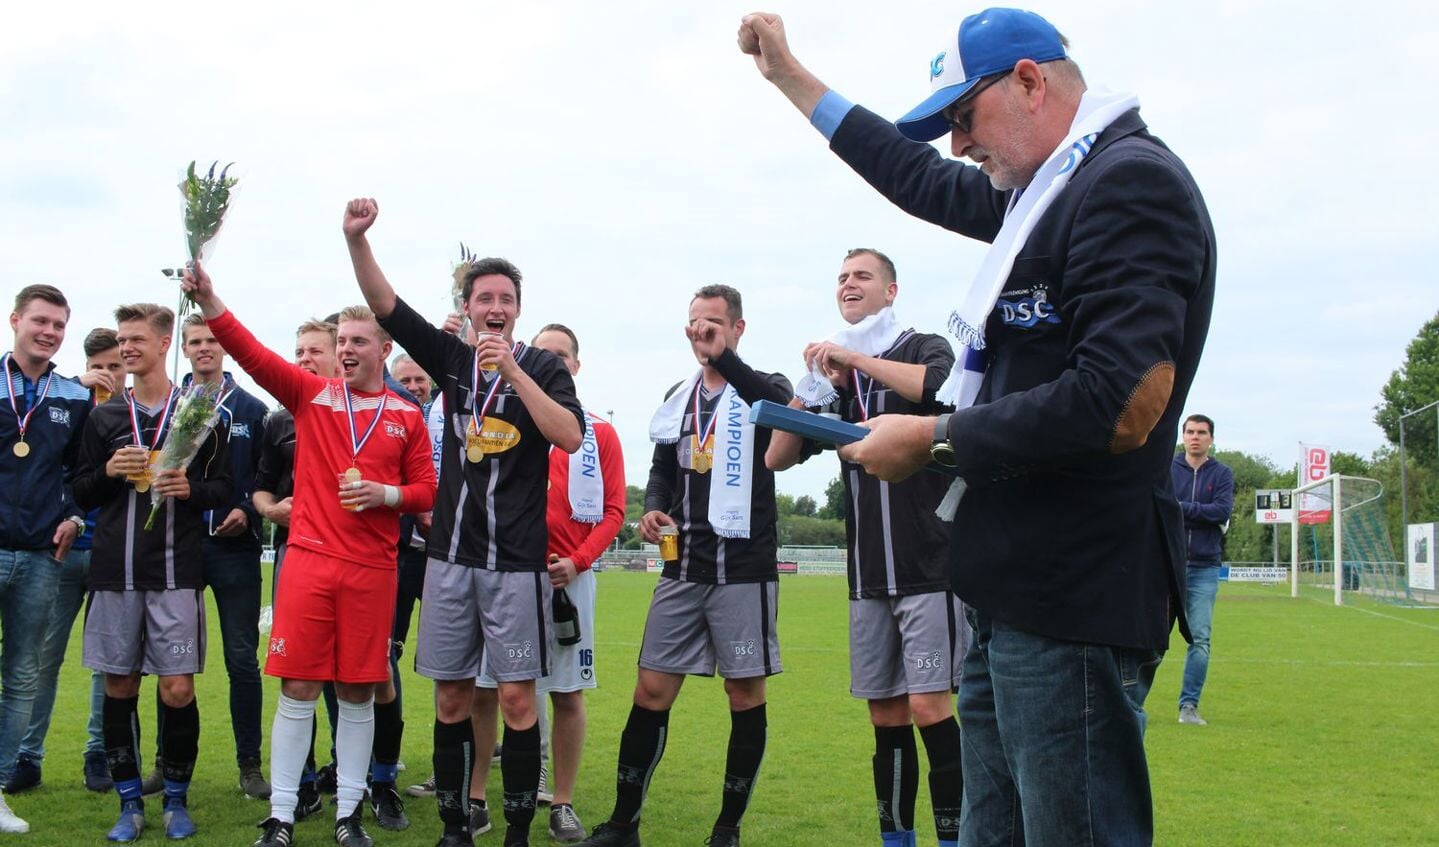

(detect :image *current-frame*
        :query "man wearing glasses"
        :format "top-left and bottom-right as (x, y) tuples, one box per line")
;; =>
(741, 7), (1216, 845)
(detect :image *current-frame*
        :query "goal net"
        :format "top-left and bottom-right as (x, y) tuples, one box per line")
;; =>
(1289, 475), (1410, 605)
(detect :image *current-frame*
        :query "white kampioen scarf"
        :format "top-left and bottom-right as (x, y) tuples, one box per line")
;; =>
(648, 373), (755, 539)
(567, 409), (607, 524)
(794, 306), (906, 406)
(934, 88), (1140, 519)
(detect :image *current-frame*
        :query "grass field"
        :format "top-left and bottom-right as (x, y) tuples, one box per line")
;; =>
(14, 571), (1439, 846)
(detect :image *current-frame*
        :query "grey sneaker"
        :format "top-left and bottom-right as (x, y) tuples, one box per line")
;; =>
(240, 758), (272, 799)
(536, 765), (553, 805)
(141, 766), (164, 796)
(468, 800), (492, 835)
(405, 773), (436, 798)
(1178, 704), (1208, 726)
(549, 803), (585, 843)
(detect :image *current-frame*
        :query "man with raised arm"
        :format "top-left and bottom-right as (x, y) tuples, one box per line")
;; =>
(179, 313), (272, 800)
(766, 248), (965, 847)
(343, 198), (584, 847)
(740, 9), (1215, 844)
(251, 316), (339, 821)
(578, 285), (790, 847)
(179, 263), (436, 847)
(72, 303), (231, 843)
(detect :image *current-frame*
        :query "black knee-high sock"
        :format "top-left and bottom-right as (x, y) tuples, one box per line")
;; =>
(160, 699), (200, 797)
(371, 697), (403, 785)
(609, 704), (670, 828)
(104, 695), (142, 800)
(919, 718), (963, 843)
(873, 724), (919, 833)
(303, 713), (318, 783)
(433, 717), (474, 832)
(715, 703), (767, 830)
(500, 721), (541, 833)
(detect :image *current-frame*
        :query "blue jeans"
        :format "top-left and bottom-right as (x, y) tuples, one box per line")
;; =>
(203, 540), (263, 764)
(1179, 564), (1220, 708)
(959, 610), (1163, 847)
(19, 548), (104, 761)
(0, 548), (62, 778)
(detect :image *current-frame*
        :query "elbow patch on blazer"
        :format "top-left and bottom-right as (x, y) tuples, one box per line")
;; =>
(1110, 362), (1175, 454)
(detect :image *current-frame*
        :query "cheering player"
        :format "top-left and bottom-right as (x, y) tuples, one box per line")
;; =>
(579, 285), (790, 847)
(179, 264), (435, 847)
(72, 303), (232, 842)
(344, 197), (583, 847)
(767, 249), (966, 847)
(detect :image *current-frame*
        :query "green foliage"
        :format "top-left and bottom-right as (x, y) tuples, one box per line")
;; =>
(1376, 311), (1439, 466)
(819, 475), (846, 520)
(779, 514), (847, 546)
(792, 494), (817, 517)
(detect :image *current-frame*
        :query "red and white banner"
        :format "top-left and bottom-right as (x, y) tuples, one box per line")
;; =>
(1298, 443), (1332, 525)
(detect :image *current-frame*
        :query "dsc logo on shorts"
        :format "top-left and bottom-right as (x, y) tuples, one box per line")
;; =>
(169, 639), (196, 656)
(731, 640), (757, 658)
(507, 640), (534, 661)
(912, 650), (944, 671)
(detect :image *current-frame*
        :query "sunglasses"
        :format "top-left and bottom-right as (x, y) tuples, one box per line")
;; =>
(944, 72), (1011, 134)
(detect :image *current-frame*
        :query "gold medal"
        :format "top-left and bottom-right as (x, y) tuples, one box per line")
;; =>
(12, 441), (29, 458)
(466, 431), (486, 463)
(343, 467), (363, 484)
(135, 478), (150, 493)
(690, 433), (713, 474)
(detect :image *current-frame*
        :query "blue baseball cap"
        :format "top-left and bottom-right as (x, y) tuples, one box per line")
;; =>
(895, 8), (1067, 142)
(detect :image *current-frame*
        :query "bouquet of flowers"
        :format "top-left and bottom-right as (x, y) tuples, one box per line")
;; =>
(173, 160), (239, 318)
(143, 381), (224, 531)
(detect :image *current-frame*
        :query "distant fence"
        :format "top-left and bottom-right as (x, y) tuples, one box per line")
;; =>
(597, 544), (847, 576)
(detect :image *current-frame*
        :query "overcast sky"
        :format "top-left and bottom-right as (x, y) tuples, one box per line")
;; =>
(3, 1), (1435, 500)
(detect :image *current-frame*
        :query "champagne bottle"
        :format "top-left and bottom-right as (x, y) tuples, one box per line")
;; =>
(551, 555), (582, 646)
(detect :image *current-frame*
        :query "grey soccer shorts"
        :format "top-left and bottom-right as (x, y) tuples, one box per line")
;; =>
(849, 591), (968, 700)
(416, 558), (552, 682)
(638, 577), (781, 679)
(84, 589), (206, 677)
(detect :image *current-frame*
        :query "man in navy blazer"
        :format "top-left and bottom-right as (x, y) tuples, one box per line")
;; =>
(742, 8), (1215, 846)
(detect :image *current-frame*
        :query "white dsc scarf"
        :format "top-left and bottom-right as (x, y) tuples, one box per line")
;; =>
(794, 306), (906, 406)
(934, 88), (1140, 519)
(567, 409), (608, 524)
(649, 373), (754, 539)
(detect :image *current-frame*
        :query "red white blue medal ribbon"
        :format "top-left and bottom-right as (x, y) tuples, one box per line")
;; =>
(3, 353), (54, 445)
(852, 369), (875, 422)
(126, 385), (178, 449)
(343, 384), (388, 468)
(468, 342), (523, 436)
(691, 383), (720, 446)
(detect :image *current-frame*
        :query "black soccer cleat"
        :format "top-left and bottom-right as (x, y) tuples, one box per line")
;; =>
(576, 821), (642, 847)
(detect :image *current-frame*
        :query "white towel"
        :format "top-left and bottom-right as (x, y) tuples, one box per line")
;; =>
(567, 410), (607, 524)
(649, 373), (754, 539)
(794, 306), (906, 406)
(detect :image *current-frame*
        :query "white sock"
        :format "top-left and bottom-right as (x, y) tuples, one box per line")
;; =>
(335, 696), (375, 821)
(269, 695), (317, 824)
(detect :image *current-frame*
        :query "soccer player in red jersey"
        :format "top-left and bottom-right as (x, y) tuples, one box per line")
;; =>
(180, 264), (436, 847)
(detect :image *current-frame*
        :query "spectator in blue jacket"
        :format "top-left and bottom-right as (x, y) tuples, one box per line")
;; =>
(1171, 414), (1234, 726)
(0, 284), (92, 833)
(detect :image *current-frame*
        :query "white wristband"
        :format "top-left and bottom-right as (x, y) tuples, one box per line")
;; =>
(383, 485), (400, 508)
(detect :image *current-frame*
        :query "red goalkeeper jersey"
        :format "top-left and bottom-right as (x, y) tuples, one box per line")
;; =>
(209, 310), (436, 568)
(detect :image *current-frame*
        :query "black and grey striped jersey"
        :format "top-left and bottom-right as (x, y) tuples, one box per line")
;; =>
(799, 330), (956, 599)
(645, 349), (791, 585)
(72, 396), (233, 591)
(381, 298), (583, 573)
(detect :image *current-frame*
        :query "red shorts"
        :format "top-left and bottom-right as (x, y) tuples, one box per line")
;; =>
(266, 547), (396, 684)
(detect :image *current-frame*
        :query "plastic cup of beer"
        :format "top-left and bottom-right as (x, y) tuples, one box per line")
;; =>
(477, 331), (502, 371)
(125, 448), (156, 489)
(337, 473), (363, 511)
(659, 525), (680, 562)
